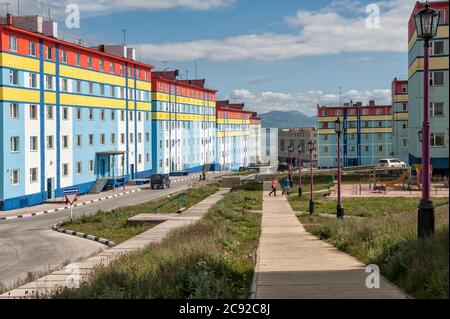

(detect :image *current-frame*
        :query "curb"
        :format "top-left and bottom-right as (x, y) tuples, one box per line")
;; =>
(0, 188), (142, 221)
(52, 223), (116, 247)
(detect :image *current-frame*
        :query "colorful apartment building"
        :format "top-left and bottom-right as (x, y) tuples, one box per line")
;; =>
(317, 102), (393, 168)
(391, 78), (409, 163)
(278, 128), (318, 168)
(249, 112), (262, 166)
(216, 101), (252, 171)
(0, 14), (153, 210)
(407, 1), (449, 173)
(151, 71), (217, 174)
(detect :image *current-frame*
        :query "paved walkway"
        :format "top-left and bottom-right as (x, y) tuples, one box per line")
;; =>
(0, 173), (211, 220)
(0, 188), (230, 299)
(252, 185), (408, 299)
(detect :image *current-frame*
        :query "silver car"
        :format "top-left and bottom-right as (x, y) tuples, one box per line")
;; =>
(376, 158), (407, 169)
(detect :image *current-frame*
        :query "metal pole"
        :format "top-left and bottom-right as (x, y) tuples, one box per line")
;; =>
(298, 151), (302, 197)
(309, 149), (314, 214)
(337, 133), (344, 218)
(418, 39), (435, 239)
(70, 205), (73, 223)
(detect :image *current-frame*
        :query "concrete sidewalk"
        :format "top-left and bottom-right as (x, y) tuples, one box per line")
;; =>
(0, 173), (209, 220)
(252, 186), (408, 299)
(0, 188), (230, 299)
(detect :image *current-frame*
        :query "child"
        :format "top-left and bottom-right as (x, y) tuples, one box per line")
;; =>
(269, 178), (278, 196)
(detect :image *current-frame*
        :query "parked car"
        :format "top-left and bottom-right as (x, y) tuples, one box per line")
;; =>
(376, 158), (407, 169)
(150, 174), (171, 189)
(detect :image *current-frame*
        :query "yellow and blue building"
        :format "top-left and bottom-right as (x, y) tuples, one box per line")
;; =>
(391, 78), (409, 163)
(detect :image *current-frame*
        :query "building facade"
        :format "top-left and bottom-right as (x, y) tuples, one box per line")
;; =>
(151, 71), (217, 174)
(1, 14), (153, 210)
(278, 128), (318, 168)
(407, 1), (449, 173)
(216, 101), (251, 171)
(249, 112), (262, 166)
(391, 78), (409, 163)
(317, 102), (393, 168)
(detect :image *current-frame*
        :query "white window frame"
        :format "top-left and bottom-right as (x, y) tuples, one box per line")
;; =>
(10, 136), (20, 153)
(10, 103), (19, 119)
(30, 167), (38, 183)
(10, 36), (17, 52)
(430, 102), (445, 117)
(30, 136), (38, 152)
(431, 133), (445, 148)
(430, 71), (444, 86)
(10, 169), (20, 186)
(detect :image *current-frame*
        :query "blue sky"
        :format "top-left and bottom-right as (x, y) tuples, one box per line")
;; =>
(12, 0), (417, 115)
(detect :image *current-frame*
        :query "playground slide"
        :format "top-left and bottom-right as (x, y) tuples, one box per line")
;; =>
(385, 170), (409, 187)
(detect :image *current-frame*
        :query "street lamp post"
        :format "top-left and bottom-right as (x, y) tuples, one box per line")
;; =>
(414, 1), (439, 239)
(297, 144), (303, 197)
(308, 141), (315, 214)
(335, 118), (344, 219)
(287, 145), (293, 179)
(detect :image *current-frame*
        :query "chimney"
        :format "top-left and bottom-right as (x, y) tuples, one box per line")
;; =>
(12, 15), (43, 33)
(7, 13), (13, 25)
(43, 20), (58, 38)
(369, 100), (375, 106)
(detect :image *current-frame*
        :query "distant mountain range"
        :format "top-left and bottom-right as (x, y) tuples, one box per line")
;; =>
(260, 110), (317, 129)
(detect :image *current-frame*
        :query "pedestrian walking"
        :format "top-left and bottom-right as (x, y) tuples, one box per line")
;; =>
(282, 176), (291, 195)
(269, 178), (278, 196)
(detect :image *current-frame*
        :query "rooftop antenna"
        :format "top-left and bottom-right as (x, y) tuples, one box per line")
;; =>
(48, 8), (51, 20)
(194, 57), (198, 79)
(339, 86), (342, 107)
(122, 29), (127, 46)
(17, 0), (19, 15)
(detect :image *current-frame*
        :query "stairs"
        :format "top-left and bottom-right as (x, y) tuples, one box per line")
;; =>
(89, 179), (108, 194)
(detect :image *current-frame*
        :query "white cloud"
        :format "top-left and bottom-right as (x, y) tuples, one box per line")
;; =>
(228, 88), (392, 116)
(137, 0), (416, 61)
(16, 0), (234, 17)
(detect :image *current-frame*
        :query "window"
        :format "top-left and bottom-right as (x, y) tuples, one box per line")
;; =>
(89, 109), (94, 120)
(76, 108), (82, 120)
(30, 136), (38, 152)
(30, 105), (38, 120)
(100, 84), (105, 96)
(62, 135), (69, 148)
(138, 112), (142, 122)
(61, 50), (68, 63)
(377, 133), (383, 140)
(76, 134), (82, 147)
(437, 9), (445, 25)
(430, 71), (444, 86)
(10, 103), (19, 119)
(376, 145), (383, 152)
(402, 139), (408, 147)
(138, 133), (142, 143)
(121, 133), (125, 144)
(88, 134), (94, 146)
(130, 133), (134, 144)
(431, 133), (445, 147)
(29, 42), (36, 56)
(430, 102), (445, 117)
(363, 133), (369, 140)
(10, 136), (20, 153)
(46, 105), (54, 119)
(146, 153), (150, 162)
(376, 108), (383, 115)
(30, 168), (38, 183)
(10, 70), (19, 85)
(431, 41), (444, 55)
(75, 80), (82, 93)
(100, 134), (105, 145)
(129, 111), (133, 121)
(61, 78), (68, 92)
(28, 73), (38, 88)
(99, 60), (104, 71)
(146, 132), (150, 142)
(9, 36), (17, 52)
(100, 110), (105, 121)
(88, 56), (93, 68)
(111, 133), (116, 144)
(62, 107), (69, 120)
(402, 103), (408, 112)
(402, 121), (408, 129)
(76, 54), (81, 66)
(89, 82), (94, 94)
(62, 163), (69, 177)
(46, 75), (54, 90)
(89, 160), (94, 172)
(377, 121), (383, 127)
(110, 110), (115, 121)
(76, 162), (82, 175)
(138, 154), (142, 164)
(10, 169), (19, 185)
(349, 146), (356, 152)
(110, 85), (116, 98)
(110, 62), (114, 74)
(46, 47), (53, 60)
(47, 135), (54, 150)
(363, 145), (369, 152)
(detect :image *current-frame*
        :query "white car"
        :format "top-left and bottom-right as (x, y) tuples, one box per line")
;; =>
(376, 158), (407, 169)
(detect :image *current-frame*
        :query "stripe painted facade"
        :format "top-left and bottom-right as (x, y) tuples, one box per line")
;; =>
(0, 20), (153, 210)
(317, 103), (393, 168)
(407, 1), (449, 171)
(391, 78), (409, 163)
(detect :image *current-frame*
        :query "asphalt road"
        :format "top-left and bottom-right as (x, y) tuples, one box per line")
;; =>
(0, 177), (206, 288)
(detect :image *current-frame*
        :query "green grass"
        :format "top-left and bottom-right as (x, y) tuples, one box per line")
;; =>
(299, 204), (449, 299)
(55, 181), (262, 299)
(60, 182), (220, 244)
(289, 195), (449, 217)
